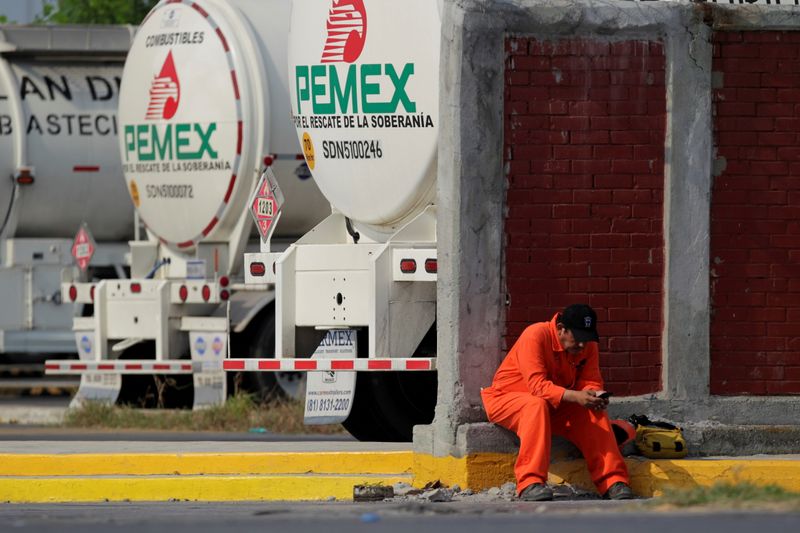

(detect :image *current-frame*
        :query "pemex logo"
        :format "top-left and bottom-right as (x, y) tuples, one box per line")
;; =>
(321, 0), (367, 63)
(124, 47), (219, 163)
(146, 50), (181, 120)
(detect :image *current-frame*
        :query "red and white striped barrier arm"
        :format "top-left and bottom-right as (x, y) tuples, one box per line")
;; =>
(45, 360), (196, 375)
(223, 358), (436, 372)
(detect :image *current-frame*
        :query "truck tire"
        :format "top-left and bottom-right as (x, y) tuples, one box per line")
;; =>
(342, 325), (437, 442)
(116, 341), (193, 409)
(242, 308), (305, 402)
(342, 369), (437, 442)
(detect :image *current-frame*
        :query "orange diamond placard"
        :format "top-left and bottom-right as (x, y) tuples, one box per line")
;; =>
(71, 223), (96, 272)
(249, 167), (285, 242)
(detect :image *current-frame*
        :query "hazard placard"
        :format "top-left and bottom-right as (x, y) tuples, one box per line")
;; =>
(248, 167), (285, 242)
(71, 223), (96, 272)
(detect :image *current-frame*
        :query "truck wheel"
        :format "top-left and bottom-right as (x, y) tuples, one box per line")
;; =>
(342, 325), (437, 441)
(342, 369), (437, 442)
(116, 341), (193, 409)
(243, 308), (305, 402)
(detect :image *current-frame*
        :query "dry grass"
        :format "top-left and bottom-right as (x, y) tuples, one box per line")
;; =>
(648, 481), (800, 511)
(62, 393), (346, 435)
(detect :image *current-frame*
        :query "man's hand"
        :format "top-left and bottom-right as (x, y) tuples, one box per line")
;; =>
(563, 389), (608, 411)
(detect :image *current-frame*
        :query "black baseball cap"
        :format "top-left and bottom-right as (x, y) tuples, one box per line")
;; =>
(559, 304), (599, 343)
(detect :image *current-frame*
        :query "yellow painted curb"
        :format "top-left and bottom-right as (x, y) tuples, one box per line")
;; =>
(547, 457), (800, 496)
(0, 451), (413, 477)
(0, 474), (410, 503)
(415, 453), (800, 497)
(413, 453), (514, 490)
(3, 450), (800, 502)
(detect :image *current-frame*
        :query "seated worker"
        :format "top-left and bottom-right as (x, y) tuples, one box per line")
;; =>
(481, 303), (634, 501)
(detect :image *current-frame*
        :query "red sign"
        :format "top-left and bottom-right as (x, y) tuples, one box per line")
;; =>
(249, 168), (284, 242)
(71, 224), (96, 272)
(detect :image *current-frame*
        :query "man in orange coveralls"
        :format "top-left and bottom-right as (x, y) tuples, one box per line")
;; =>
(481, 303), (634, 501)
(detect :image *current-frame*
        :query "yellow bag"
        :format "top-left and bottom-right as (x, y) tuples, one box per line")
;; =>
(629, 415), (688, 459)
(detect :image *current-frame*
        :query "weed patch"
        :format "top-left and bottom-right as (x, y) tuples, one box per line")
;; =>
(651, 481), (800, 510)
(62, 393), (346, 435)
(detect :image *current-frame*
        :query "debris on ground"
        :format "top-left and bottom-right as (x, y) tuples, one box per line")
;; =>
(384, 481), (601, 503)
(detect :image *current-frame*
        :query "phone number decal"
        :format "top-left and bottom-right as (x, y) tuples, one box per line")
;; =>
(306, 397), (350, 412)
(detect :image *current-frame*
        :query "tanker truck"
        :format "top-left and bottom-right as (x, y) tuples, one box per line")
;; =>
(1, 25), (134, 383)
(45, 0), (331, 408)
(225, 0), (441, 441)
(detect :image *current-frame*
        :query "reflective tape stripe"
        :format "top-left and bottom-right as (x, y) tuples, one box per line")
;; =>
(222, 358), (436, 372)
(44, 361), (197, 375)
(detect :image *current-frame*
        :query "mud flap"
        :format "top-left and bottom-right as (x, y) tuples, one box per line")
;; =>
(190, 332), (227, 409)
(304, 329), (356, 425)
(70, 331), (121, 408)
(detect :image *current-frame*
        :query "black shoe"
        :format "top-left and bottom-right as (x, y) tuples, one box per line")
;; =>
(519, 483), (553, 501)
(604, 482), (634, 500)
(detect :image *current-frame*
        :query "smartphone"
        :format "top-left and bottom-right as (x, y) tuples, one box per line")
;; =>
(597, 391), (613, 400)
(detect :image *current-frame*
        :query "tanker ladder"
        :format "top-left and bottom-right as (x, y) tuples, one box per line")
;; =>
(44, 278), (231, 409)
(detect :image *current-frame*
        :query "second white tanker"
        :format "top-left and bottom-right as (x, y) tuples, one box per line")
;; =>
(236, 0), (441, 441)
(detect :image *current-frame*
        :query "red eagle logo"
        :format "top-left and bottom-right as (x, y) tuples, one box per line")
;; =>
(146, 50), (181, 120)
(321, 0), (367, 63)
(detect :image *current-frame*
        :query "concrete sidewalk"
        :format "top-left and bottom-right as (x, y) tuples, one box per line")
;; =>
(1, 438), (799, 503)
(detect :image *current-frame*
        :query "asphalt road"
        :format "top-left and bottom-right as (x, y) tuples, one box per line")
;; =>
(1, 502), (798, 533)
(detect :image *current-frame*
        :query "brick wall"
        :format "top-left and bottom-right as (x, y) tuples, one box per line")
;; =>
(710, 31), (800, 395)
(503, 38), (666, 396)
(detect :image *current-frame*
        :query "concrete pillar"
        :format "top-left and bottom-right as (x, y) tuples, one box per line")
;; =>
(415, 0), (508, 458)
(661, 9), (713, 401)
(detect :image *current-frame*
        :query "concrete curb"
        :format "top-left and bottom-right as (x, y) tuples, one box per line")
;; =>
(2, 451), (799, 503)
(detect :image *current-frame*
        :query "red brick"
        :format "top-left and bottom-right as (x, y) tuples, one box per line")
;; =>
(720, 57), (778, 73)
(569, 278), (610, 293)
(555, 175), (593, 188)
(573, 190), (613, 204)
(608, 130), (650, 145)
(733, 88), (776, 103)
(530, 160), (571, 174)
(768, 206), (800, 219)
(590, 116), (630, 130)
(608, 101), (650, 116)
(607, 366), (652, 382)
(608, 278), (650, 293)
(590, 234), (632, 249)
(711, 380), (768, 395)
(610, 219), (650, 234)
(758, 133), (798, 146)
(594, 145), (632, 159)
(749, 161), (789, 175)
(630, 233), (663, 247)
(572, 219), (611, 233)
(553, 145), (593, 159)
(717, 102), (756, 116)
(550, 116), (591, 131)
(591, 205), (632, 219)
(510, 55), (551, 71)
(572, 160), (612, 174)
(775, 88), (800, 102)
(507, 86), (551, 102)
(765, 382), (800, 394)
(776, 116), (800, 130)
(568, 131), (609, 145)
(611, 160), (654, 174)
(722, 44), (761, 58)
(567, 101), (608, 116)
(593, 175), (633, 188)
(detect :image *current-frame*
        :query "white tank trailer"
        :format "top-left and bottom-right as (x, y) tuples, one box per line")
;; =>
(0, 25), (134, 366)
(45, 0), (330, 408)
(228, 0), (441, 441)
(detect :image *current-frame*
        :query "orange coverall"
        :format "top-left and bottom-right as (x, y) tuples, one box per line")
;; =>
(481, 314), (629, 495)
